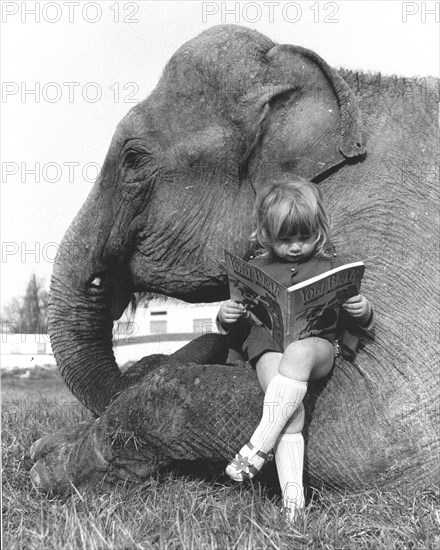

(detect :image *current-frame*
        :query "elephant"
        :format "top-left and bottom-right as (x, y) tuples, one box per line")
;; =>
(30, 25), (439, 495)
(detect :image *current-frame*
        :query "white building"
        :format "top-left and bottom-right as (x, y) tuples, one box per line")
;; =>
(113, 299), (222, 366)
(1, 300), (222, 370)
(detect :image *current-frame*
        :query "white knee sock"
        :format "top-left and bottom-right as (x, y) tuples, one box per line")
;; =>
(246, 375), (307, 469)
(274, 432), (305, 517)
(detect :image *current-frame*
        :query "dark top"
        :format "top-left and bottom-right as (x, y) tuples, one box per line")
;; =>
(250, 253), (341, 287)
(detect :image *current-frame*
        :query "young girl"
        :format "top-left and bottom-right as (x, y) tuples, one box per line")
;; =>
(217, 178), (373, 519)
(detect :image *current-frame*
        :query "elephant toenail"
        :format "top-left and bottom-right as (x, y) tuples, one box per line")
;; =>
(30, 462), (49, 490)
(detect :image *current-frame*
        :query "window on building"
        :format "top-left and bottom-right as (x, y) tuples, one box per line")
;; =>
(150, 311), (167, 334)
(150, 320), (167, 334)
(37, 343), (46, 354)
(193, 318), (214, 333)
(11, 343), (21, 354)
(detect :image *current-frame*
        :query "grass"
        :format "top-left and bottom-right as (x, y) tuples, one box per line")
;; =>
(2, 368), (440, 549)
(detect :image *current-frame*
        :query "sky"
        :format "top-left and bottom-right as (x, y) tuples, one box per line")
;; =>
(1, 0), (439, 307)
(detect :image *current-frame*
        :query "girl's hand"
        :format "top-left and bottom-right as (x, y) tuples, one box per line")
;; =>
(342, 294), (371, 320)
(218, 300), (247, 325)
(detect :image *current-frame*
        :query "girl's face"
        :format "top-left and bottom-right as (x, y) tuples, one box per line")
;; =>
(273, 233), (317, 262)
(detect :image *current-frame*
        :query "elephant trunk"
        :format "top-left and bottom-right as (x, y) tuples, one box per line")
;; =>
(48, 194), (141, 416)
(49, 271), (135, 417)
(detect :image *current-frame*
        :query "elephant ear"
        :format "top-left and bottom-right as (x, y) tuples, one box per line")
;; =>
(239, 43), (366, 184)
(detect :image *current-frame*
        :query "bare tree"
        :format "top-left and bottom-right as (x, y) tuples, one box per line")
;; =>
(1, 274), (48, 334)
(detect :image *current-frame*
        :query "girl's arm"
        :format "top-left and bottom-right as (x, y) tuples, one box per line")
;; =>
(342, 295), (374, 330)
(216, 300), (248, 334)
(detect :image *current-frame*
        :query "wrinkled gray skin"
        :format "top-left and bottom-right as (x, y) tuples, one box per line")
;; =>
(30, 25), (439, 494)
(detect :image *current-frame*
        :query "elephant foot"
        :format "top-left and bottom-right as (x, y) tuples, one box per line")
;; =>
(30, 417), (168, 494)
(30, 419), (112, 493)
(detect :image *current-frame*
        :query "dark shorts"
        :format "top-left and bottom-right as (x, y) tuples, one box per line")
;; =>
(243, 325), (283, 367)
(243, 325), (339, 367)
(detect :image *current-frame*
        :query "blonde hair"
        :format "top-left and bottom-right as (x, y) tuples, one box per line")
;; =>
(250, 177), (332, 258)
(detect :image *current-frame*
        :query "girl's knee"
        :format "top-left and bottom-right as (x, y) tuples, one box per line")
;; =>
(279, 338), (334, 380)
(283, 340), (312, 365)
(285, 338), (332, 360)
(279, 342), (312, 380)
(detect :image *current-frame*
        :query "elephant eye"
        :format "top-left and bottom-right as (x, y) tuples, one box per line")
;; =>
(88, 273), (105, 292)
(122, 147), (158, 184)
(124, 150), (145, 170)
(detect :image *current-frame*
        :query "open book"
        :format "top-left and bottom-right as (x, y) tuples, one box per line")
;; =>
(225, 250), (365, 349)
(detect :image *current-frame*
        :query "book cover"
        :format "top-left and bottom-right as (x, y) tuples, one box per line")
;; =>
(225, 250), (365, 349)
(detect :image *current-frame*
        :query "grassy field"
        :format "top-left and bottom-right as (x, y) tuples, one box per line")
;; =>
(2, 368), (439, 550)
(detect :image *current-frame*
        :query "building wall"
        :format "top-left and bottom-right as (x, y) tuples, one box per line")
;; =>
(1, 333), (52, 355)
(114, 300), (221, 341)
(1, 300), (222, 369)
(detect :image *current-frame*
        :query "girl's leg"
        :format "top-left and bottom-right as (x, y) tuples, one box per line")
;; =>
(233, 339), (333, 517)
(255, 351), (282, 391)
(273, 401), (306, 517)
(248, 337), (334, 446)
(278, 337), (335, 383)
(226, 338), (333, 481)
(267, 339), (334, 517)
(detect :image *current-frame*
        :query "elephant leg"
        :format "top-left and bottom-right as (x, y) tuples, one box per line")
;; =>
(30, 362), (263, 494)
(124, 333), (229, 378)
(169, 333), (229, 365)
(30, 335), (231, 492)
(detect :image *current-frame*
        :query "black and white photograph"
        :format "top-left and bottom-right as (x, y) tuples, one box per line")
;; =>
(2, 1), (439, 548)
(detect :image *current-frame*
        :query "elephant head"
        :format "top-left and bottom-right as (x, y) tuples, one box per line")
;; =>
(49, 25), (365, 415)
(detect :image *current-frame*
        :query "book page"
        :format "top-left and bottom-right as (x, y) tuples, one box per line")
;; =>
(286, 263), (365, 345)
(225, 251), (288, 347)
